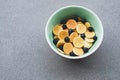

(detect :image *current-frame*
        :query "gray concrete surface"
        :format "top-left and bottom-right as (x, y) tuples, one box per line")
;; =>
(0, 0), (120, 80)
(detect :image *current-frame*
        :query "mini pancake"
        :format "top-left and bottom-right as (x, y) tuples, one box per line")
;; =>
(76, 24), (87, 34)
(73, 37), (84, 48)
(77, 21), (83, 24)
(85, 30), (95, 38)
(63, 43), (73, 55)
(85, 22), (90, 28)
(58, 30), (69, 39)
(53, 24), (63, 35)
(85, 38), (94, 43)
(66, 19), (77, 29)
(73, 47), (84, 56)
(69, 32), (79, 42)
(84, 41), (93, 48)
(56, 40), (65, 47)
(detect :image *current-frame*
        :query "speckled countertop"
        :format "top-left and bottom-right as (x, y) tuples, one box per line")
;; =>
(0, 0), (120, 80)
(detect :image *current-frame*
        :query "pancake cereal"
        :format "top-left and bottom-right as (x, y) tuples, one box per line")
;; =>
(52, 17), (97, 56)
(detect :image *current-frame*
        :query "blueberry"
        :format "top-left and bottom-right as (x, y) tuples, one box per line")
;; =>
(58, 45), (63, 51)
(73, 16), (79, 22)
(68, 29), (74, 35)
(70, 51), (77, 56)
(80, 33), (85, 39)
(62, 24), (67, 29)
(88, 27), (94, 32)
(81, 18), (87, 23)
(53, 38), (59, 45)
(93, 36), (97, 41)
(83, 47), (89, 53)
(60, 19), (67, 24)
(64, 36), (70, 42)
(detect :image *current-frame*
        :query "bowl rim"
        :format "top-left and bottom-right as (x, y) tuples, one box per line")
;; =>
(45, 5), (104, 59)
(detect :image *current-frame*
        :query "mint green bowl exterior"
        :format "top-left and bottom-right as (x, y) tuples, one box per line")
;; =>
(45, 5), (103, 59)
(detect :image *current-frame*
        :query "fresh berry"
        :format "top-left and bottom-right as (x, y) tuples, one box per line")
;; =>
(68, 29), (74, 35)
(58, 45), (63, 51)
(80, 33), (85, 39)
(62, 24), (67, 29)
(73, 16), (79, 22)
(60, 19), (67, 24)
(64, 36), (70, 42)
(53, 38), (59, 45)
(93, 36), (97, 41)
(70, 51), (77, 56)
(88, 27), (94, 32)
(81, 18), (87, 23)
(83, 47), (89, 53)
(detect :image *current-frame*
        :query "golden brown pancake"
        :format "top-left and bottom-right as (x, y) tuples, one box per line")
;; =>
(73, 37), (84, 48)
(53, 24), (63, 35)
(85, 30), (95, 38)
(69, 32), (79, 42)
(58, 30), (69, 39)
(66, 19), (77, 29)
(73, 47), (84, 56)
(76, 24), (86, 34)
(84, 41), (92, 48)
(85, 22), (90, 28)
(85, 38), (94, 42)
(63, 43), (73, 55)
(56, 40), (65, 47)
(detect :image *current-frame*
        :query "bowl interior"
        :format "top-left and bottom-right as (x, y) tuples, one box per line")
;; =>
(46, 6), (103, 59)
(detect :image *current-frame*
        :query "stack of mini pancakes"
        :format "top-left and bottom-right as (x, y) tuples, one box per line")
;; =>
(53, 17), (97, 56)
